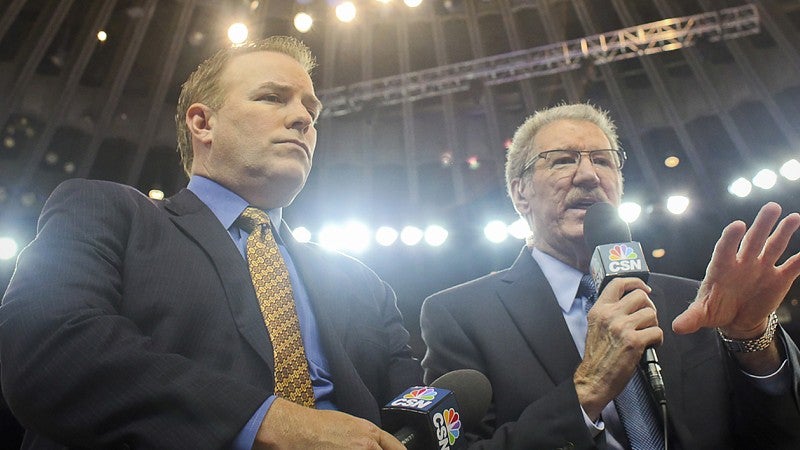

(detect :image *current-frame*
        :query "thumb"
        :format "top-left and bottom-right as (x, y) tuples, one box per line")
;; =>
(672, 302), (705, 335)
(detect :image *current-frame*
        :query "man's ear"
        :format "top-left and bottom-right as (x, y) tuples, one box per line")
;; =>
(510, 177), (531, 214)
(186, 103), (213, 146)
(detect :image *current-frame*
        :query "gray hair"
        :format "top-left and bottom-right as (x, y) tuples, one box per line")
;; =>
(504, 103), (619, 198)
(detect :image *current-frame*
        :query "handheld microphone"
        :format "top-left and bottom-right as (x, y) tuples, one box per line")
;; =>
(381, 369), (492, 450)
(583, 202), (666, 407)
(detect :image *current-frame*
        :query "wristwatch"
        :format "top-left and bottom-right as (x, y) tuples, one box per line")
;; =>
(717, 312), (778, 353)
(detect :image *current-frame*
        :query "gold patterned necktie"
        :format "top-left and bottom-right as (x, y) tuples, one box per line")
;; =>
(238, 207), (316, 408)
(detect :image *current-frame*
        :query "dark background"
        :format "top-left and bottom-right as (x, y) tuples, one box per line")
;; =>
(1, 0), (800, 445)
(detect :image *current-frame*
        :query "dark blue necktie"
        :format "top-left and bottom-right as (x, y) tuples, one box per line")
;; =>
(580, 274), (664, 450)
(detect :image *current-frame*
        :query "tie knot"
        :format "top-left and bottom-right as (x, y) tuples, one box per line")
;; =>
(238, 207), (271, 233)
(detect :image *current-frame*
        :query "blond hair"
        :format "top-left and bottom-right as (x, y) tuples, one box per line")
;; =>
(175, 36), (316, 176)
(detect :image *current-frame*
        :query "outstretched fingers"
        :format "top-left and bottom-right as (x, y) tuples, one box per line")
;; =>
(762, 212), (800, 265)
(738, 202), (782, 261)
(708, 220), (746, 271)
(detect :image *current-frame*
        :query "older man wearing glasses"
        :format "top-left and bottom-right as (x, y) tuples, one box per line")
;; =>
(420, 103), (800, 449)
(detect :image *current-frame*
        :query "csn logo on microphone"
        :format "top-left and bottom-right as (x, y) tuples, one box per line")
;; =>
(590, 241), (650, 290)
(384, 386), (465, 449)
(607, 243), (642, 272)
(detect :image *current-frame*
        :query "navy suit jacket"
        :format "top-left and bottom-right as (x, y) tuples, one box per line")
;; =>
(0, 178), (421, 449)
(421, 247), (800, 449)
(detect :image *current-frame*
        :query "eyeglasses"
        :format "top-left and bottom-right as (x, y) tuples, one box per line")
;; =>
(520, 149), (626, 176)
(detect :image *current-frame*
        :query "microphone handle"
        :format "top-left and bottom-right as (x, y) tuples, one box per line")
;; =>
(641, 347), (667, 406)
(393, 426), (420, 450)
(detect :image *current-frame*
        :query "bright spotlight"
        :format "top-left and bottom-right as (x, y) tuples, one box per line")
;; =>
(294, 12), (313, 33)
(96, 30), (108, 42)
(318, 225), (344, 250)
(752, 169), (777, 190)
(336, 2), (357, 22)
(424, 225), (448, 247)
(227, 22), (248, 44)
(780, 159), (800, 181)
(342, 221), (371, 253)
(728, 177), (752, 198)
(404, 0), (423, 7)
(484, 220), (508, 244)
(375, 226), (399, 246)
(0, 237), (19, 260)
(666, 195), (690, 215)
(292, 226), (312, 243)
(400, 226), (423, 246)
(618, 202), (642, 224)
(507, 218), (531, 240)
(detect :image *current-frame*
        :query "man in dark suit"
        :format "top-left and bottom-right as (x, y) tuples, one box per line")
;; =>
(421, 103), (800, 449)
(0, 36), (421, 449)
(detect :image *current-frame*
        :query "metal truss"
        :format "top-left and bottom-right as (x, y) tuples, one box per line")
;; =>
(318, 4), (760, 117)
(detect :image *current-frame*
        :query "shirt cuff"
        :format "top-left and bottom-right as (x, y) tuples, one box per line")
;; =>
(232, 395), (276, 450)
(740, 358), (790, 395)
(580, 404), (605, 438)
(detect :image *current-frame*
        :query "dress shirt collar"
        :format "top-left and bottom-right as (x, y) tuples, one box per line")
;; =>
(187, 175), (283, 238)
(530, 246), (585, 313)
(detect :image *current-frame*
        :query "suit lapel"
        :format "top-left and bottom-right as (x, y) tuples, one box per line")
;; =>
(164, 189), (275, 370)
(282, 230), (380, 420)
(496, 248), (583, 385)
(281, 227), (350, 341)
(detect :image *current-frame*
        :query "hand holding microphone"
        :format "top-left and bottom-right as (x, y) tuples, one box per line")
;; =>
(578, 203), (666, 410)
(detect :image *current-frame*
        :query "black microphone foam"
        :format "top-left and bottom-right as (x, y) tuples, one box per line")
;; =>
(431, 369), (492, 430)
(584, 202), (631, 251)
(584, 202), (649, 292)
(381, 369), (492, 449)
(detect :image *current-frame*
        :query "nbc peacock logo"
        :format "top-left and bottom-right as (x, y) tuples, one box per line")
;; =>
(404, 387), (437, 401)
(609, 244), (637, 261)
(443, 408), (461, 445)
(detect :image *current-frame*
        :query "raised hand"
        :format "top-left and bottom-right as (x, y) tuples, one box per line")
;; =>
(672, 202), (800, 338)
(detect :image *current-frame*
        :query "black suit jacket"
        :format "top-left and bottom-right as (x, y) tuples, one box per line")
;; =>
(0, 179), (421, 449)
(421, 247), (800, 449)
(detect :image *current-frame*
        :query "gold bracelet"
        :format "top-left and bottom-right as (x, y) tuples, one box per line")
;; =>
(717, 312), (778, 353)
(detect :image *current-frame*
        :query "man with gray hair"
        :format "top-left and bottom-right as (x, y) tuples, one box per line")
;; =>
(421, 103), (800, 449)
(1, 36), (420, 449)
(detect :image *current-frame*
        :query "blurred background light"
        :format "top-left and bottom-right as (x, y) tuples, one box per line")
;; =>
(666, 195), (690, 215)
(484, 220), (508, 243)
(618, 201), (642, 224)
(400, 226), (423, 246)
(0, 237), (19, 261)
(780, 159), (800, 181)
(752, 168), (777, 190)
(292, 226), (312, 243)
(375, 226), (399, 246)
(507, 218), (530, 240)
(728, 177), (752, 198)
(227, 22), (248, 44)
(294, 12), (313, 33)
(424, 225), (448, 247)
(336, 2), (357, 22)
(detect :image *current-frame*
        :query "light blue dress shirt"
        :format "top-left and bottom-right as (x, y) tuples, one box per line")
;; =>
(186, 176), (337, 450)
